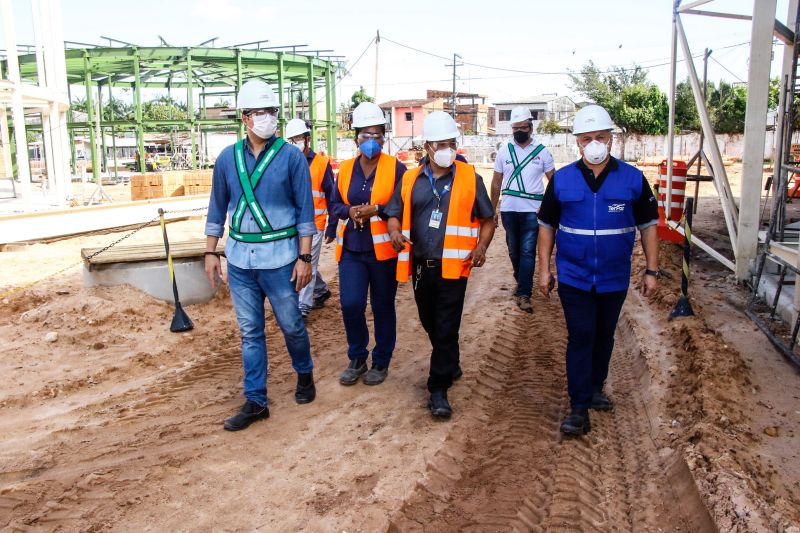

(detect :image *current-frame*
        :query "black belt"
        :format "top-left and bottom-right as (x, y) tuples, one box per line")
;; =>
(414, 258), (441, 268)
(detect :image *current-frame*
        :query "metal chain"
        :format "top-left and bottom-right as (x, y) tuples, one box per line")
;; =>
(83, 214), (162, 261)
(160, 206), (209, 215)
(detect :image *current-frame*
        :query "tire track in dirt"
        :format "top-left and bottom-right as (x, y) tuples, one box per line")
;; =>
(388, 290), (568, 532)
(388, 288), (705, 532)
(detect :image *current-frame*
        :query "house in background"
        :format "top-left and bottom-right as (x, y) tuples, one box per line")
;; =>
(379, 98), (445, 138)
(494, 94), (576, 135)
(427, 90), (494, 135)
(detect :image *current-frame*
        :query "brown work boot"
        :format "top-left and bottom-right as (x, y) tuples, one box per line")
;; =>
(516, 295), (533, 314)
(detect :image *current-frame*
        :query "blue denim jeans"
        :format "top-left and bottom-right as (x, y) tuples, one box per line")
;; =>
(339, 249), (398, 367)
(228, 262), (314, 406)
(501, 211), (539, 298)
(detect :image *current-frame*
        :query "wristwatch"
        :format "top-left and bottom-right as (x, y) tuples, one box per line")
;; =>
(298, 253), (313, 263)
(644, 268), (660, 278)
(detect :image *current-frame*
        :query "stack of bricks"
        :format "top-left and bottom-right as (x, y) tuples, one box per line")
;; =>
(130, 173), (166, 201)
(183, 170), (213, 196)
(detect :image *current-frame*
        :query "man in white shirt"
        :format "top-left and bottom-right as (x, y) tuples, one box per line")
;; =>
(491, 106), (555, 313)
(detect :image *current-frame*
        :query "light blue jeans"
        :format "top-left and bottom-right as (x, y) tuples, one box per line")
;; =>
(228, 262), (314, 406)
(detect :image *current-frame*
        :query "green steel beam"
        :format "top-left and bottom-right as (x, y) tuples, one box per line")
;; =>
(187, 52), (196, 169)
(277, 52), (285, 131)
(236, 48), (243, 140)
(308, 62), (316, 150)
(133, 48), (145, 172)
(325, 65), (333, 156)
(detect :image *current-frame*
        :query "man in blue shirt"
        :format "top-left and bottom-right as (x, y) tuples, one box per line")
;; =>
(204, 80), (317, 432)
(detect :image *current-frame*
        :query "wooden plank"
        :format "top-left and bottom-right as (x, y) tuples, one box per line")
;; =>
(82, 238), (225, 267)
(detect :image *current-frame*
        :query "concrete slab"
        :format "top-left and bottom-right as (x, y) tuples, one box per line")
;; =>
(83, 256), (219, 306)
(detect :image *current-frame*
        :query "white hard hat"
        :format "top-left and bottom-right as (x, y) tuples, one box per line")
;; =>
(351, 101), (386, 128)
(510, 106), (532, 123)
(236, 80), (279, 110)
(422, 111), (460, 142)
(572, 104), (614, 134)
(284, 118), (310, 139)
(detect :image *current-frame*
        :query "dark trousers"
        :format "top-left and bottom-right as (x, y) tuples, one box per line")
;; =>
(558, 282), (627, 409)
(501, 211), (539, 298)
(339, 249), (398, 367)
(412, 258), (468, 392)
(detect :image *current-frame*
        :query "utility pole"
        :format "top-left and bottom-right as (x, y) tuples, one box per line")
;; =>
(445, 53), (462, 118)
(373, 30), (380, 102)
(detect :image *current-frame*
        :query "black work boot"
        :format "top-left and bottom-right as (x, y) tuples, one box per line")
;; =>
(295, 372), (316, 404)
(362, 364), (388, 385)
(339, 358), (368, 386)
(223, 400), (269, 431)
(560, 408), (591, 436)
(428, 390), (453, 419)
(312, 290), (332, 309)
(590, 390), (614, 411)
(452, 366), (463, 381)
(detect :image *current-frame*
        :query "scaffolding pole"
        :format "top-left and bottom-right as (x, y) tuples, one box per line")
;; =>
(83, 52), (99, 182)
(277, 52), (285, 131)
(187, 51), (196, 169)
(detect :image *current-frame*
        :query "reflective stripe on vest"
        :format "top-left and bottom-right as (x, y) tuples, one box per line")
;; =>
(558, 225), (636, 236)
(334, 154), (399, 262)
(230, 137), (298, 243)
(309, 153), (329, 231)
(501, 143), (545, 201)
(396, 161), (480, 281)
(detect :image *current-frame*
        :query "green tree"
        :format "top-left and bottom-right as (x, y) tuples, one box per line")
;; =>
(350, 86), (373, 109)
(617, 84), (668, 135)
(708, 81), (748, 134)
(674, 78), (703, 132)
(537, 119), (563, 134)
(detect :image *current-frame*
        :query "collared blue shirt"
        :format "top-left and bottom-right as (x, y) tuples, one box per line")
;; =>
(205, 136), (316, 270)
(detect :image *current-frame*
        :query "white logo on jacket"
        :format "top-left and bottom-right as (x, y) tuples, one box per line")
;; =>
(608, 203), (626, 213)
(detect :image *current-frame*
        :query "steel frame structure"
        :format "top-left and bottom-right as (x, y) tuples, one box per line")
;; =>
(665, 0), (786, 279)
(3, 40), (341, 193)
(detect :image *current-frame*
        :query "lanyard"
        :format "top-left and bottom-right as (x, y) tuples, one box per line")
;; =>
(427, 166), (453, 208)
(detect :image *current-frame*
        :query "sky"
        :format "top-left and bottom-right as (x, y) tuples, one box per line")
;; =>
(0, 0), (792, 106)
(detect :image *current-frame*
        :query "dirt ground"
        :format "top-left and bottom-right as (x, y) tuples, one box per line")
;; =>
(1, 164), (799, 531)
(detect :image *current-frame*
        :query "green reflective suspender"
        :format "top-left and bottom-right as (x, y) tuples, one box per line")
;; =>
(229, 137), (298, 243)
(501, 143), (546, 201)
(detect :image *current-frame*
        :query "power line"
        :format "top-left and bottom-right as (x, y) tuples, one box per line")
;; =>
(709, 56), (746, 83)
(381, 35), (752, 77)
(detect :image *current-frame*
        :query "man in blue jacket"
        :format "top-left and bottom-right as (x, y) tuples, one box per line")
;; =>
(537, 105), (659, 436)
(204, 80), (317, 432)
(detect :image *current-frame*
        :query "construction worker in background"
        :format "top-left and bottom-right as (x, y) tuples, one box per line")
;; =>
(204, 80), (317, 432)
(284, 118), (334, 320)
(328, 101), (407, 387)
(491, 106), (555, 314)
(386, 111), (495, 419)
(537, 104), (659, 437)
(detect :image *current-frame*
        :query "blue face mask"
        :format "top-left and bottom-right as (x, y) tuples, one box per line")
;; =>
(359, 139), (382, 159)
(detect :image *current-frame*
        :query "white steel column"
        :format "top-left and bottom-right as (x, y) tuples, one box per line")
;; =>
(736, 0), (778, 279)
(2, 0), (32, 207)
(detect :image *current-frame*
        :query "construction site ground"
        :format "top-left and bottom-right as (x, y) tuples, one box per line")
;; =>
(1, 163), (799, 532)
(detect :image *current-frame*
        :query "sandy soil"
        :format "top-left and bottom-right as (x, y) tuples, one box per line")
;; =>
(0, 165), (799, 531)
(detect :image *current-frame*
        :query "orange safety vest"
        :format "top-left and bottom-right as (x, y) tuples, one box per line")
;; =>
(309, 153), (329, 231)
(335, 153), (399, 262)
(397, 160), (480, 281)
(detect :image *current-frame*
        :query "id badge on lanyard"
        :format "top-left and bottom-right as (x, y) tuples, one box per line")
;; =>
(429, 209), (443, 229)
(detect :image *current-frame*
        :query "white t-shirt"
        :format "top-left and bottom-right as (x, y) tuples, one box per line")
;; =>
(494, 140), (555, 213)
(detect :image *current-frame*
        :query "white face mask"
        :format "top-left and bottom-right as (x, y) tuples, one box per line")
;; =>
(250, 113), (278, 139)
(291, 139), (306, 149)
(582, 139), (609, 165)
(433, 147), (456, 168)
